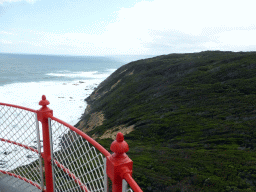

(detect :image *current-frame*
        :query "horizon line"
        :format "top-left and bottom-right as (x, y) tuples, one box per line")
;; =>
(0, 52), (158, 57)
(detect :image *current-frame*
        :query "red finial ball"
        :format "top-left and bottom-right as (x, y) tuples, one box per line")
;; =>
(116, 132), (124, 142)
(110, 132), (129, 154)
(39, 95), (50, 106)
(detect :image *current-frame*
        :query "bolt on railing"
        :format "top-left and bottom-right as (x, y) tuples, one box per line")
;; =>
(0, 95), (143, 192)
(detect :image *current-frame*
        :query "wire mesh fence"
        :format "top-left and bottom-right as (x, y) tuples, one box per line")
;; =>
(49, 118), (105, 192)
(0, 105), (43, 191)
(0, 98), (142, 192)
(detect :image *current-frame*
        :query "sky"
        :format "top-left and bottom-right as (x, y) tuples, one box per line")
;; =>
(1, 0), (256, 56)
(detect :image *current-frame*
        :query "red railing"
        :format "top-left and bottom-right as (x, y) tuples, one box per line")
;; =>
(0, 95), (143, 192)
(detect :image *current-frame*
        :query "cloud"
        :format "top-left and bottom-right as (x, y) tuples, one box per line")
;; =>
(0, 39), (12, 44)
(28, 31), (148, 55)
(37, 0), (253, 55)
(215, 30), (256, 46)
(0, 0), (37, 4)
(2, 0), (256, 55)
(0, 31), (15, 35)
(100, 0), (256, 54)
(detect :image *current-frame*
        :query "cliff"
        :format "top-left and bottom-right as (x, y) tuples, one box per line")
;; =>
(74, 51), (256, 191)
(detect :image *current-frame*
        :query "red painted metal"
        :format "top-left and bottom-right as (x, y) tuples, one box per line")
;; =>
(0, 95), (144, 192)
(0, 102), (37, 113)
(53, 159), (90, 192)
(123, 173), (143, 192)
(37, 95), (54, 192)
(107, 132), (134, 192)
(0, 170), (42, 190)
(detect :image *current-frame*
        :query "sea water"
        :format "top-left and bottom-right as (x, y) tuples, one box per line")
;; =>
(0, 53), (127, 125)
(0, 53), (127, 171)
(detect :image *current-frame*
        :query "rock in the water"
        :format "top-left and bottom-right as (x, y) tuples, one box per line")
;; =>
(3, 151), (11, 155)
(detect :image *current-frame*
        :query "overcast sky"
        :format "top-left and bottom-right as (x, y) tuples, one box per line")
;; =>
(1, 0), (256, 56)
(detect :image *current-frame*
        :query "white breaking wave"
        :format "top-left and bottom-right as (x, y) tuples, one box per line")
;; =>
(46, 71), (110, 79)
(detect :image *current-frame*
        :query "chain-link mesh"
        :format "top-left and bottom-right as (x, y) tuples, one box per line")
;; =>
(50, 118), (105, 192)
(0, 105), (43, 191)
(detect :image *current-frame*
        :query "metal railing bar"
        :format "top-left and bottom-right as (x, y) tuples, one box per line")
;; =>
(123, 173), (143, 192)
(1, 97), (143, 192)
(104, 158), (108, 192)
(36, 113), (45, 191)
(0, 102), (37, 113)
(122, 179), (128, 192)
(48, 118), (56, 192)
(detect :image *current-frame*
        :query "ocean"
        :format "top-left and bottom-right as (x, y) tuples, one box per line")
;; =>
(0, 53), (127, 171)
(0, 53), (154, 170)
(0, 53), (127, 126)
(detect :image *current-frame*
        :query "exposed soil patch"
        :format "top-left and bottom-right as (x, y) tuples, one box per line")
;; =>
(99, 124), (135, 140)
(78, 111), (105, 133)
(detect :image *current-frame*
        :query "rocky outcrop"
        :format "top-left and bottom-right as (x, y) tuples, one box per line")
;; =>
(77, 111), (105, 134)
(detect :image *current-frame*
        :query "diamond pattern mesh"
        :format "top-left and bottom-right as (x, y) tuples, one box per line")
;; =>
(0, 104), (136, 192)
(50, 118), (105, 192)
(0, 105), (43, 191)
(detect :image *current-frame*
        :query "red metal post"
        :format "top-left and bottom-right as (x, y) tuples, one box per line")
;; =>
(106, 132), (133, 192)
(37, 95), (54, 192)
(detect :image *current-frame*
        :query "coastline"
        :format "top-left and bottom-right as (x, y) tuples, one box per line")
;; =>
(0, 79), (103, 126)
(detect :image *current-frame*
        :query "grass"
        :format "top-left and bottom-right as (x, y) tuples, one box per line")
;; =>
(76, 51), (256, 191)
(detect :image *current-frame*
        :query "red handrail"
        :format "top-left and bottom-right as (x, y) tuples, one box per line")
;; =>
(0, 102), (37, 113)
(0, 95), (143, 192)
(123, 173), (143, 192)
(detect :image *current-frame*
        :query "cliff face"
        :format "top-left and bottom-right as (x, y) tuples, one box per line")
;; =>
(75, 51), (256, 192)
(75, 65), (137, 139)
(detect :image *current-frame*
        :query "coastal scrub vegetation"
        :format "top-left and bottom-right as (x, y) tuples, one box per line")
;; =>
(76, 51), (256, 191)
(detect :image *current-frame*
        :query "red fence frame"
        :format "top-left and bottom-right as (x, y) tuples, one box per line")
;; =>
(0, 95), (143, 192)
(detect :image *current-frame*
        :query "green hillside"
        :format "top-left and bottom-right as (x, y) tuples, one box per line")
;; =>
(75, 51), (256, 192)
